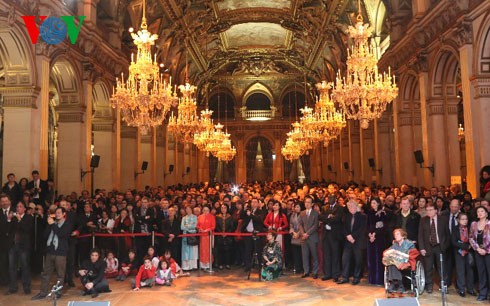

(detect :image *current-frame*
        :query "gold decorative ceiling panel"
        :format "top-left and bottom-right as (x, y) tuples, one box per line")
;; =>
(217, 0), (291, 11)
(225, 23), (288, 48)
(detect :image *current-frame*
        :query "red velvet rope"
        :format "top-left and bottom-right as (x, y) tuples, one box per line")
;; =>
(77, 231), (289, 239)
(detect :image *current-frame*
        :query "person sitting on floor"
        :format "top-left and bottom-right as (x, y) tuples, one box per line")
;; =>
(116, 249), (140, 281)
(161, 250), (190, 278)
(104, 251), (119, 278)
(155, 260), (173, 286)
(79, 248), (111, 298)
(132, 256), (156, 291)
(382, 228), (419, 293)
(261, 231), (283, 281)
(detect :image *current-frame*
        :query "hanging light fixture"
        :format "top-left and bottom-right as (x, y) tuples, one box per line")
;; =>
(167, 48), (202, 143)
(314, 81), (346, 144)
(193, 108), (214, 151)
(331, 0), (398, 129)
(110, 0), (176, 135)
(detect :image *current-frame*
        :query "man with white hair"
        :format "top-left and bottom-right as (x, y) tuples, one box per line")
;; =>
(337, 199), (367, 285)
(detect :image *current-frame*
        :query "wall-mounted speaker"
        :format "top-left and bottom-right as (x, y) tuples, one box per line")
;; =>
(343, 162), (349, 170)
(141, 161), (148, 171)
(169, 164), (174, 173)
(327, 165), (332, 171)
(368, 158), (375, 168)
(414, 150), (424, 164)
(90, 155), (100, 168)
(185, 166), (190, 174)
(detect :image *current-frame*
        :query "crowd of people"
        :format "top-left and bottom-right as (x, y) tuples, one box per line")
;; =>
(0, 166), (489, 301)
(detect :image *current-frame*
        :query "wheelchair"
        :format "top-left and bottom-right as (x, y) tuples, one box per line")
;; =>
(384, 259), (425, 298)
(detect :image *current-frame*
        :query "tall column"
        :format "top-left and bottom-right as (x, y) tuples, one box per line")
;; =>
(151, 127), (157, 186)
(428, 101), (448, 185)
(459, 34), (483, 196)
(114, 109), (121, 190)
(378, 121), (392, 186)
(38, 55), (50, 178)
(120, 126), (137, 190)
(358, 124), (365, 183)
(393, 95), (401, 185)
(135, 129), (142, 190)
(93, 122), (113, 191)
(272, 132), (283, 181)
(155, 126), (164, 186)
(236, 133), (246, 183)
(56, 109), (86, 195)
(398, 112), (416, 184)
(140, 132), (151, 188)
(446, 99), (462, 178)
(350, 122), (361, 182)
(0, 87), (39, 180)
(418, 65), (433, 187)
(341, 129), (348, 183)
(197, 150), (209, 183)
(363, 125), (374, 184)
(374, 120), (380, 184)
(82, 67), (94, 193)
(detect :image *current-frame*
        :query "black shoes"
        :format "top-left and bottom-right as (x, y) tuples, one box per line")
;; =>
(477, 296), (487, 301)
(458, 291), (465, 297)
(467, 290), (477, 296)
(301, 273), (310, 278)
(336, 279), (349, 284)
(321, 276), (331, 281)
(426, 288), (433, 294)
(352, 279), (360, 285)
(31, 293), (47, 300)
(312, 274), (318, 279)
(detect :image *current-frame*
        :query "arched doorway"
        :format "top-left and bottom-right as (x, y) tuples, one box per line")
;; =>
(284, 155), (310, 182)
(245, 93), (270, 110)
(245, 136), (273, 182)
(209, 155), (236, 183)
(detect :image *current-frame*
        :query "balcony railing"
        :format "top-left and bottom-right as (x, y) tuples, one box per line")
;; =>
(241, 107), (276, 121)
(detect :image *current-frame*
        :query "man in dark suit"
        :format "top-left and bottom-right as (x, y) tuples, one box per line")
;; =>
(299, 196), (319, 279)
(240, 198), (265, 272)
(393, 197), (421, 242)
(2, 173), (22, 210)
(337, 199), (367, 285)
(418, 202), (450, 294)
(319, 194), (345, 281)
(160, 207), (181, 264)
(7, 202), (33, 294)
(0, 194), (13, 286)
(441, 199), (462, 289)
(26, 170), (48, 207)
(134, 197), (155, 258)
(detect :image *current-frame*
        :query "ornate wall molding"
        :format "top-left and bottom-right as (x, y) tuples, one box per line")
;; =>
(57, 111), (85, 123)
(472, 77), (490, 98)
(0, 86), (39, 108)
(121, 127), (137, 139)
(92, 121), (113, 132)
(429, 104), (445, 115)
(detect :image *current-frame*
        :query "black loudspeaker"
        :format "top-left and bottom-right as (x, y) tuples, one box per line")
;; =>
(141, 161), (148, 171)
(67, 302), (110, 306)
(343, 162), (349, 170)
(186, 166), (190, 174)
(373, 298), (420, 306)
(414, 150), (424, 164)
(368, 158), (375, 168)
(90, 155), (100, 168)
(327, 165), (332, 171)
(169, 164), (174, 173)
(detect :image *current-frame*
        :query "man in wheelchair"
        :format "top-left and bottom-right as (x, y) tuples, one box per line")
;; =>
(383, 228), (420, 293)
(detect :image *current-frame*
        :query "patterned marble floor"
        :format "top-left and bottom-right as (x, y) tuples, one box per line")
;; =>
(0, 269), (481, 306)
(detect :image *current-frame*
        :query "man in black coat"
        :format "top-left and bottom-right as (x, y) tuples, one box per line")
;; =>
(0, 194), (14, 286)
(32, 207), (71, 300)
(319, 194), (345, 282)
(7, 202), (33, 294)
(26, 170), (48, 207)
(160, 207), (181, 264)
(2, 173), (22, 210)
(393, 197), (421, 242)
(337, 199), (368, 285)
(240, 198), (265, 272)
(418, 202), (450, 294)
(79, 248), (110, 298)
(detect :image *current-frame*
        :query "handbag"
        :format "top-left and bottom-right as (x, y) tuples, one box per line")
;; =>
(186, 235), (199, 246)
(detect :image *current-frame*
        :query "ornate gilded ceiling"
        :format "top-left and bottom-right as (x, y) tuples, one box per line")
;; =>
(116, 0), (390, 96)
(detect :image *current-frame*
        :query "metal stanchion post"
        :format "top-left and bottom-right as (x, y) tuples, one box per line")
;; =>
(92, 232), (96, 249)
(207, 231), (215, 274)
(151, 231), (155, 247)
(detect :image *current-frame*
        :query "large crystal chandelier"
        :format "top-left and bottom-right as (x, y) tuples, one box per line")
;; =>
(281, 137), (303, 161)
(315, 81), (346, 144)
(167, 81), (202, 143)
(299, 106), (322, 146)
(110, 0), (175, 135)
(215, 138), (236, 162)
(331, 0), (398, 129)
(193, 109), (214, 151)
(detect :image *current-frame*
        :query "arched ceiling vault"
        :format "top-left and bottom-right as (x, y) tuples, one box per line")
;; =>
(119, 0), (390, 98)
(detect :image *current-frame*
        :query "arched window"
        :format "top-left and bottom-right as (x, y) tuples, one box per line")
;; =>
(245, 93), (271, 110)
(282, 91), (305, 117)
(209, 92), (235, 120)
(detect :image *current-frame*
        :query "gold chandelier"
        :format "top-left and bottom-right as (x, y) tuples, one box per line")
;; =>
(281, 137), (303, 161)
(167, 81), (202, 143)
(193, 109), (214, 151)
(299, 106), (323, 146)
(215, 138), (236, 162)
(315, 81), (346, 144)
(331, 0), (398, 129)
(110, 0), (176, 135)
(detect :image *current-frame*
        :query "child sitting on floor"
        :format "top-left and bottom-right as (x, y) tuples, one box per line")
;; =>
(116, 249), (140, 281)
(155, 260), (173, 286)
(132, 256), (156, 291)
(104, 251), (119, 278)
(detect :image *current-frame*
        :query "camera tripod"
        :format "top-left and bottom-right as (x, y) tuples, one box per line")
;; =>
(247, 231), (262, 281)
